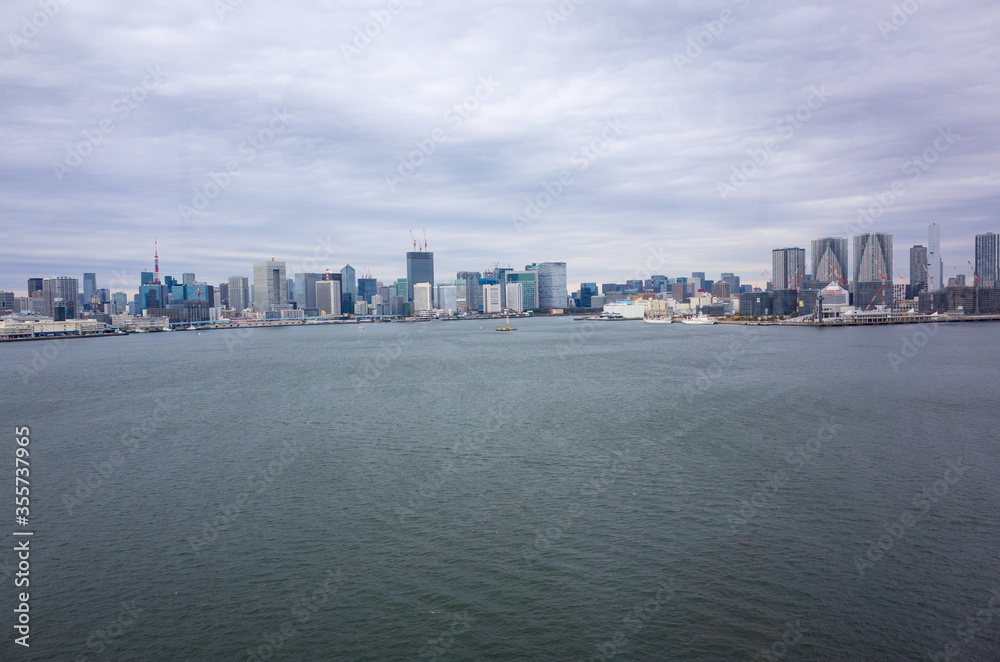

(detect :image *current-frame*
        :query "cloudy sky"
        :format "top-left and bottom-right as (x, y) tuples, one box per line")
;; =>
(2, 0), (998, 295)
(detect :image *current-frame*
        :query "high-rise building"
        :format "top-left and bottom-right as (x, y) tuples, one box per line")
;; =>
(772, 248), (806, 289)
(228, 276), (249, 313)
(711, 281), (732, 299)
(974, 232), (999, 286)
(406, 252), (434, 302)
(293, 273), (323, 310)
(42, 276), (79, 319)
(82, 273), (97, 309)
(0, 291), (14, 310)
(216, 282), (229, 308)
(506, 283), (523, 312)
(182, 273), (196, 286)
(413, 282), (433, 312)
(111, 291), (127, 314)
(721, 273), (741, 294)
(340, 265), (357, 297)
(315, 279), (341, 316)
(436, 284), (457, 313)
(358, 277), (378, 304)
(505, 271), (539, 309)
(482, 284), (502, 313)
(579, 282), (598, 308)
(536, 262), (567, 309)
(909, 245), (928, 292)
(853, 233), (893, 309)
(27, 278), (43, 297)
(252, 260), (287, 311)
(456, 272), (481, 313)
(928, 223), (943, 290)
(811, 237), (848, 286)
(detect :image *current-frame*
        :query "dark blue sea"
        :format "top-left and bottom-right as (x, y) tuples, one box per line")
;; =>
(2, 317), (998, 660)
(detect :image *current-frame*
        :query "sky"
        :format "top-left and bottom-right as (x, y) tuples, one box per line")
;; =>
(2, 0), (998, 296)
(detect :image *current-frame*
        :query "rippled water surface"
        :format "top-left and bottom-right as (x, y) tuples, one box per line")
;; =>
(2, 318), (998, 660)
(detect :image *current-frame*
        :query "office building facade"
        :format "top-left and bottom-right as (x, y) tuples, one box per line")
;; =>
(506, 271), (539, 310)
(811, 237), (848, 286)
(406, 252), (434, 302)
(315, 279), (341, 316)
(853, 233), (893, 309)
(228, 277), (249, 313)
(536, 262), (567, 309)
(252, 260), (288, 311)
(413, 282), (433, 312)
(772, 248), (806, 289)
(909, 245), (928, 293)
(42, 276), (79, 319)
(975, 232), (999, 286)
(506, 282), (523, 313)
(482, 284), (502, 313)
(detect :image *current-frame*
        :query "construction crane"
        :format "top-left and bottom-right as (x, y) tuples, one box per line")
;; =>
(865, 263), (890, 310)
(422, 229), (428, 251)
(409, 231), (417, 250)
(967, 260), (980, 285)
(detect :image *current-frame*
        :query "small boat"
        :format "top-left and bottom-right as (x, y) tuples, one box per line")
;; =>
(644, 317), (673, 324)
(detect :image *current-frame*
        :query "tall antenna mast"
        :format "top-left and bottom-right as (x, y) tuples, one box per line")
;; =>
(154, 239), (160, 284)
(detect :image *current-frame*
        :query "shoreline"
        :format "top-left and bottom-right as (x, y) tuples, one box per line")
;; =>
(4, 312), (1000, 343)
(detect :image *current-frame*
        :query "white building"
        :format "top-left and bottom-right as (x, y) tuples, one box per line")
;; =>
(505, 283), (523, 313)
(603, 300), (646, 319)
(414, 282), (433, 312)
(483, 284), (502, 313)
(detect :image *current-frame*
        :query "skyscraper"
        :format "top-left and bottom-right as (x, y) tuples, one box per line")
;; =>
(505, 271), (539, 309)
(340, 265), (357, 297)
(928, 223), (943, 290)
(436, 284), (458, 313)
(358, 277), (378, 304)
(536, 262), (567, 309)
(853, 233), (893, 309)
(228, 276), (249, 313)
(294, 273), (323, 310)
(974, 232), (999, 286)
(772, 248), (806, 289)
(315, 279), (341, 316)
(406, 251), (434, 302)
(182, 273), (196, 286)
(811, 237), (848, 286)
(82, 272), (97, 309)
(252, 260), (287, 311)
(909, 245), (928, 292)
(42, 276), (79, 319)
(27, 278), (43, 297)
(506, 282), (523, 312)
(456, 272), (481, 313)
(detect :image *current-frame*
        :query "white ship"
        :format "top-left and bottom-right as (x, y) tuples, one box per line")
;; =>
(643, 317), (673, 324)
(680, 314), (716, 325)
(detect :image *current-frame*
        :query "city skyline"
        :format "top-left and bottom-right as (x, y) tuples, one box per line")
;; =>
(2, 2), (999, 293)
(2, 225), (995, 300)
